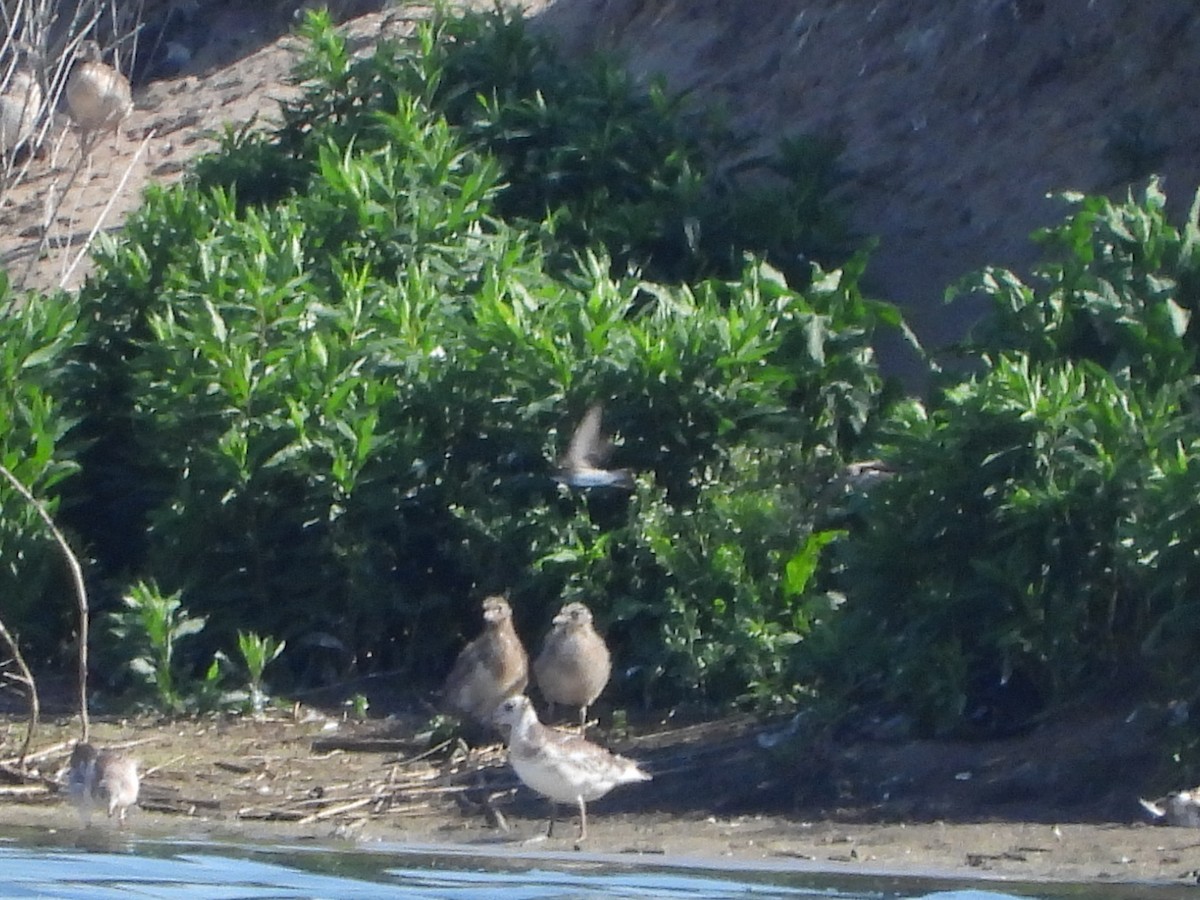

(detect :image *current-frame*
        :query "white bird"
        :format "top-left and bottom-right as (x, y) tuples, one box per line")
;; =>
(66, 742), (140, 827)
(553, 404), (634, 490)
(0, 64), (42, 156)
(534, 601), (611, 731)
(65, 40), (133, 152)
(1139, 789), (1200, 827)
(493, 694), (650, 846)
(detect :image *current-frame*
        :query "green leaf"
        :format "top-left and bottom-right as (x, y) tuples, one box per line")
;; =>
(784, 529), (844, 598)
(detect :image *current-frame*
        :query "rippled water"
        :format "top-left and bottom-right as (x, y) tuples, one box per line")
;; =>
(0, 829), (1193, 899)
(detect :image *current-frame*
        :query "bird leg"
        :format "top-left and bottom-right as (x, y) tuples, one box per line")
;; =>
(575, 797), (588, 848)
(545, 799), (557, 838)
(577, 705), (588, 733)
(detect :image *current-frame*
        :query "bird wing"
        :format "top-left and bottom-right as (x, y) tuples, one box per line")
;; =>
(562, 404), (611, 468)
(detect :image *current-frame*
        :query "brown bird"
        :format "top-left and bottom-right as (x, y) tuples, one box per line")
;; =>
(65, 40), (133, 152)
(0, 62), (42, 156)
(493, 694), (650, 846)
(534, 601), (611, 731)
(442, 595), (529, 727)
(66, 742), (140, 827)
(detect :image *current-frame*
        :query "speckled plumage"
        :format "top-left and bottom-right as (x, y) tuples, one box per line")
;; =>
(493, 694), (650, 845)
(0, 67), (41, 155)
(442, 595), (529, 726)
(67, 742), (140, 826)
(534, 602), (611, 731)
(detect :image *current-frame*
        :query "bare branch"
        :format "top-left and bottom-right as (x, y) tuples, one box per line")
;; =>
(0, 462), (90, 742)
(0, 616), (39, 767)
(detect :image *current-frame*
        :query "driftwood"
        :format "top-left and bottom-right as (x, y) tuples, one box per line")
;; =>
(0, 620), (38, 765)
(191, 735), (518, 826)
(310, 737), (426, 754)
(1, 740), (72, 769)
(12, 703), (736, 831)
(0, 784), (50, 797)
(297, 795), (376, 825)
(0, 762), (59, 790)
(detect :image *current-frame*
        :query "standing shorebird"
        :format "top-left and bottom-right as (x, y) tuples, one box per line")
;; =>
(0, 62), (42, 157)
(552, 404), (634, 490)
(493, 694), (650, 847)
(442, 595), (529, 727)
(534, 601), (611, 731)
(1140, 789), (1200, 827)
(65, 40), (133, 157)
(66, 742), (140, 827)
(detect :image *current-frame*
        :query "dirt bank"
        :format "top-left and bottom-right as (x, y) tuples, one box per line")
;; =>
(1, 700), (1197, 887)
(7, 1), (1200, 379)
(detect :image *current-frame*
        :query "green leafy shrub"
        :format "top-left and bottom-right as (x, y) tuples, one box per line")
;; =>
(834, 358), (1168, 731)
(236, 630), (287, 715)
(637, 441), (845, 706)
(0, 277), (84, 663)
(106, 580), (209, 713)
(203, 8), (852, 287)
(830, 181), (1200, 733)
(58, 11), (895, 710)
(965, 178), (1200, 386)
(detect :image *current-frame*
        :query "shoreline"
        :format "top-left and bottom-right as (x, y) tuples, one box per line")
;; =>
(2, 804), (1197, 889)
(0, 709), (1194, 888)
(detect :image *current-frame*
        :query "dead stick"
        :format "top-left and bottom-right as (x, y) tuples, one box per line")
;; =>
(388, 736), (455, 767)
(0, 763), (59, 789)
(0, 784), (51, 797)
(296, 795), (376, 825)
(0, 464), (67, 753)
(0, 616), (38, 766)
(59, 127), (156, 288)
(1, 740), (71, 768)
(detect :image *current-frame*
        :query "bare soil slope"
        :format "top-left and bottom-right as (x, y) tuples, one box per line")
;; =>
(6, 1), (1198, 375)
(536, 0), (1200, 376)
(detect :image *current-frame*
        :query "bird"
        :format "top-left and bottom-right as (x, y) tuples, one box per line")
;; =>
(533, 601), (611, 731)
(842, 458), (897, 486)
(66, 742), (140, 827)
(492, 694), (650, 846)
(0, 62), (42, 156)
(552, 404), (634, 490)
(65, 40), (133, 152)
(442, 595), (529, 728)
(1139, 789), (1200, 827)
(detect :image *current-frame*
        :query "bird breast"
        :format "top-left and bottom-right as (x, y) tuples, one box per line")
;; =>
(66, 61), (132, 130)
(536, 630), (611, 704)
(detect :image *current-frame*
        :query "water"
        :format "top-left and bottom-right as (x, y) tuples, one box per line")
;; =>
(0, 830), (1193, 900)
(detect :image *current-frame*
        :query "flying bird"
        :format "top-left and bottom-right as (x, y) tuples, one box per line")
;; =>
(493, 694), (650, 846)
(553, 404), (634, 490)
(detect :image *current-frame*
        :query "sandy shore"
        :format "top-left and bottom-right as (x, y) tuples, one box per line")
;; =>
(1, 711), (1197, 889)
